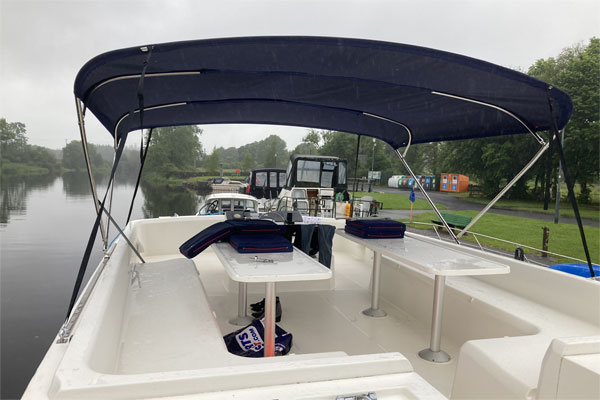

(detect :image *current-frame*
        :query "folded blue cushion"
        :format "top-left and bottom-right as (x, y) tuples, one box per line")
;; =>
(180, 220), (286, 258)
(229, 233), (293, 253)
(345, 219), (405, 239)
(226, 219), (286, 235)
(179, 221), (233, 258)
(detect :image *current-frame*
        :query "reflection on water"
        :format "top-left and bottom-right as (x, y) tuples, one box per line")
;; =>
(141, 180), (199, 217)
(1, 174), (59, 225)
(0, 173), (201, 399)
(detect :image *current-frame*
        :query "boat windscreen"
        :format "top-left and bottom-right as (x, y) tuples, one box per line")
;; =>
(297, 160), (321, 184)
(338, 162), (347, 185)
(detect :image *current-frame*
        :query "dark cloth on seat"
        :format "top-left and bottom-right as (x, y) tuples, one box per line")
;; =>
(316, 225), (335, 268)
(293, 224), (335, 268)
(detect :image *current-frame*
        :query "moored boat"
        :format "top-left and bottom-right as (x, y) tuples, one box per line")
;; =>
(197, 193), (259, 216)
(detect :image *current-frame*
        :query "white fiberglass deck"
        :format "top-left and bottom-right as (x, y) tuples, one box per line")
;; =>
(23, 216), (600, 400)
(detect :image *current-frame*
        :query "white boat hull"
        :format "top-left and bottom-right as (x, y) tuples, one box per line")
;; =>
(24, 216), (600, 399)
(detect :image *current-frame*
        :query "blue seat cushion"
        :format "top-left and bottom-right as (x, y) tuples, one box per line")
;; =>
(229, 233), (293, 253)
(345, 219), (406, 239)
(179, 219), (286, 258)
(179, 221), (233, 258)
(226, 219), (286, 235)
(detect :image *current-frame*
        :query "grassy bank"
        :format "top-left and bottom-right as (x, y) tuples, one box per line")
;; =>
(353, 191), (447, 210)
(1, 161), (51, 176)
(404, 210), (599, 264)
(449, 192), (599, 221)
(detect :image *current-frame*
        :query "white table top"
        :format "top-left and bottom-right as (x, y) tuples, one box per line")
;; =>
(212, 242), (333, 283)
(336, 230), (510, 276)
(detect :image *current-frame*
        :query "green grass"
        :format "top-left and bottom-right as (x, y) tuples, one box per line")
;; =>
(0, 160), (50, 176)
(449, 192), (599, 221)
(404, 210), (599, 264)
(353, 191), (447, 210)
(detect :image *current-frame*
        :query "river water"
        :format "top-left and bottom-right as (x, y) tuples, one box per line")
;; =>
(0, 173), (200, 399)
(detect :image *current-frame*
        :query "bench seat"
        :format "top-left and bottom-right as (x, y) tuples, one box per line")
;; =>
(431, 212), (472, 229)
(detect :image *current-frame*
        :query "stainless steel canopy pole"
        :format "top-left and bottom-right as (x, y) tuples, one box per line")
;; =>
(457, 141), (549, 238)
(395, 149), (460, 245)
(554, 129), (565, 224)
(75, 97), (108, 249)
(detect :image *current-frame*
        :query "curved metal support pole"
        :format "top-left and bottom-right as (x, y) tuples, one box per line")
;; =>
(75, 96), (108, 249)
(362, 112), (412, 153)
(395, 149), (459, 244)
(457, 141), (549, 238)
(431, 91), (546, 146)
(99, 203), (145, 264)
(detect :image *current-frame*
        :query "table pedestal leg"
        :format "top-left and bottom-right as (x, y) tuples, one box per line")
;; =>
(229, 282), (253, 326)
(419, 275), (451, 363)
(264, 282), (276, 357)
(362, 251), (387, 318)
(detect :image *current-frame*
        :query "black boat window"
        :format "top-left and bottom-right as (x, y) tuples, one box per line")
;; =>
(322, 162), (336, 187)
(221, 199), (231, 211)
(245, 200), (257, 211)
(322, 171), (334, 187)
(269, 172), (278, 188)
(279, 172), (286, 188)
(233, 199), (246, 211)
(338, 162), (347, 185)
(255, 172), (267, 187)
(297, 160), (321, 184)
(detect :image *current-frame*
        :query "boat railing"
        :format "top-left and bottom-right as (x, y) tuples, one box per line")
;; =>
(275, 195), (381, 219)
(404, 220), (593, 267)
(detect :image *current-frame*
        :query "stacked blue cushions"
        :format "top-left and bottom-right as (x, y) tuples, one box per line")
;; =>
(179, 220), (289, 258)
(345, 219), (406, 239)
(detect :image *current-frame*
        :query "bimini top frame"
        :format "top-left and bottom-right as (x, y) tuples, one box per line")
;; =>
(74, 36), (571, 147)
(73, 36), (573, 242)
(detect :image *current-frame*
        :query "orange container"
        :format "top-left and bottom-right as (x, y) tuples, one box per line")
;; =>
(439, 173), (469, 192)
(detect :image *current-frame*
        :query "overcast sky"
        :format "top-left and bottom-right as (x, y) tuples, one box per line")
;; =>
(1, 0), (599, 152)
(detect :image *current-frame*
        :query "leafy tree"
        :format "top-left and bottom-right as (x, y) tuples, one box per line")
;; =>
(204, 147), (221, 175)
(528, 37), (599, 203)
(1, 118), (28, 163)
(144, 125), (203, 173)
(264, 140), (279, 168)
(290, 142), (317, 159)
(62, 140), (105, 171)
(302, 130), (321, 154)
(241, 152), (255, 172)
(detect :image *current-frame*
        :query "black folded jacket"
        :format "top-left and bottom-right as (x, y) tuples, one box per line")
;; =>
(345, 219), (406, 239)
(229, 233), (293, 253)
(179, 219), (286, 258)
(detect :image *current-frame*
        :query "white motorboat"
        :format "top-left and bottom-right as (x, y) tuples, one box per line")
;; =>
(197, 193), (259, 215)
(276, 154), (349, 218)
(23, 37), (599, 399)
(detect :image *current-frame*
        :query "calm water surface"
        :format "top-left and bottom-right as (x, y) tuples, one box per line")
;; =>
(0, 173), (199, 399)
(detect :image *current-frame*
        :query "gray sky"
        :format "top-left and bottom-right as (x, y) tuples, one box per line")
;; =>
(1, 0), (599, 152)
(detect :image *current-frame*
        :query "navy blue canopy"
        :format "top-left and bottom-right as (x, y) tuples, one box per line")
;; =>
(74, 36), (572, 149)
